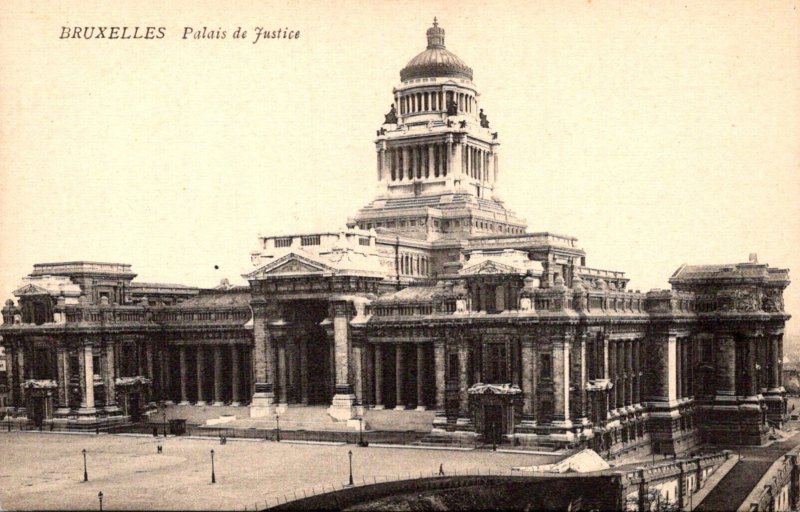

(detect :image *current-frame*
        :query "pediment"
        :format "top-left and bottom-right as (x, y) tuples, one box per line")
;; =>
(13, 283), (51, 296)
(244, 253), (336, 279)
(460, 260), (523, 276)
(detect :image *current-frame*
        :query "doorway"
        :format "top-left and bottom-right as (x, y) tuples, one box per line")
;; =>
(483, 404), (504, 445)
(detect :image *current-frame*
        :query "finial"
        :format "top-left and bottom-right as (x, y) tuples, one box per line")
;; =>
(433, 17), (438, 27)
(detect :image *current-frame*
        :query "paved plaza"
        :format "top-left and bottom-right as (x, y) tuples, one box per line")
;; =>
(0, 432), (558, 510)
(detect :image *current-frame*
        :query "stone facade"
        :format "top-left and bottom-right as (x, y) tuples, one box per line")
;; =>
(0, 21), (791, 455)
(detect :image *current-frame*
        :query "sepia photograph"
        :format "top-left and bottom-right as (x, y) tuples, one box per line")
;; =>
(0, 1), (799, 510)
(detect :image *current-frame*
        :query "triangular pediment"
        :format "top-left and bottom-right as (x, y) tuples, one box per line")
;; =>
(13, 283), (51, 296)
(460, 260), (524, 276)
(244, 253), (337, 279)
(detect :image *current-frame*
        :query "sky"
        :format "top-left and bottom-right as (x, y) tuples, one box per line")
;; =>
(1, 0), (798, 334)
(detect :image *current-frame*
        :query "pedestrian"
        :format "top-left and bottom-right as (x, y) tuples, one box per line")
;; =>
(157, 441), (163, 454)
(153, 426), (158, 437)
(438, 463), (445, 476)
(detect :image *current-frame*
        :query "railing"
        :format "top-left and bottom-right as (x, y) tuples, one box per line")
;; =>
(468, 232), (578, 249)
(188, 426), (427, 445)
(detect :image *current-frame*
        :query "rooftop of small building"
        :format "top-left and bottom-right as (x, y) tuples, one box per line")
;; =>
(169, 288), (251, 309)
(670, 256), (790, 284)
(30, 261), (136, 276)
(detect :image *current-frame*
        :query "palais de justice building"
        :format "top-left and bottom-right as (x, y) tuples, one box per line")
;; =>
(0, 21), (791, 457)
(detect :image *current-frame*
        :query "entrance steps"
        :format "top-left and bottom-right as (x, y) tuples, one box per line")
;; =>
(230, 405), (356, 432)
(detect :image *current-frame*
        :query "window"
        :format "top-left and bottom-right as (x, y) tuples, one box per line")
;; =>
(448, 353), (459, 383)
(275, 237), (292, 248)
(486, 344), (508, 382)
(539, 353), (552, 380)
(358, 237), (370, 246)
(300, 235), (320, 246)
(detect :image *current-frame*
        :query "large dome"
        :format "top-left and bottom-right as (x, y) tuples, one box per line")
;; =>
(400, 19), (473, 82)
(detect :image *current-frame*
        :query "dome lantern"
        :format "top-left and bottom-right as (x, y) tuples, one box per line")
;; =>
(400, 19), (473, 82)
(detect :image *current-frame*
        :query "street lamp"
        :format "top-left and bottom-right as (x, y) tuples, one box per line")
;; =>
(82, 449), (88, 482)
(98, 491), (103, 511)
(347, 449), (354, 486)
(276, 415), (280, 442)
(210, 449), (216, 484)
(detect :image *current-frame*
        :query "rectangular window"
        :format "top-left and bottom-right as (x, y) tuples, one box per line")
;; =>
(358, 237), (370, 246)
(275, 237), (292, 248)
(539, 353), (552, 380)
(300, 235), (320, 246)
(448, 353), (459, 383)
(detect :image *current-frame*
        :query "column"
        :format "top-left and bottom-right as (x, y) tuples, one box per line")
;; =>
(416, 344), (426, 410)
(521, 337), (535, 418)
(769, 335), (781, 390)
(625, 340), (633, 407)
(56, 345), (68, 413)
(618, 340), (626, 407)
(250, 301), (277, 416)
(300, 339), (309, 404)
(634, 340), (641, 404)
(353, 343), (364, 406)
(427, 145), (434, 178)
(376, 147), (385, 182)
(104, 342), (118, 410)
(746, 335), (758, 397)
(676, 338), (683, 399)
(278, 342), (287, 405)
(609, 341), (617, 411)
(80, 342), (96, 415)
(552, 336), (571, 426)
(434, 341), (445, 410)
(328, 300), (356, 420)
(576, 334), (588, 420)
(17, 346), (26, 410)
(231, 345), (240, 405)
(402, 147), (410, 180)
(160, 347), (170, 404)
(374, 344), (384, 409)
(146, 343), (154, 380)
(196, 345), (205, 405)
(395, 345), (405, 410)
(458, 340), (469, 414)
(179, 346), (188, 404)
(213, 345), (223, 405)
(715, 334), (736, 398)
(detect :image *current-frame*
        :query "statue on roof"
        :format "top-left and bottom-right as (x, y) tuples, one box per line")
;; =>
(479, 109), (490, 128)
(447, 98), (458, 116)
(384, 104), (398, 124)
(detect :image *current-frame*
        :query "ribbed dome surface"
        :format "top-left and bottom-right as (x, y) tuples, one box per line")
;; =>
(400, 19), (473, 81)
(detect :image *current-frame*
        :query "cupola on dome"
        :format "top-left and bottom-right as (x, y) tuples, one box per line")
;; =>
(400, 18), (473, 82)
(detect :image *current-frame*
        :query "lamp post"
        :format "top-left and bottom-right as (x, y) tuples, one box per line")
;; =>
(347, 450), (354, 486)
(276, 415), (280, 442)
(210, 449), (216, 484)
(82, 449), (88, 482)
(98, 491), (103, 511)
(162, 410), (167, 437)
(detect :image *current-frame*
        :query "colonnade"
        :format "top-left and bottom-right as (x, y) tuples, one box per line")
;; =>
(584, 336), (644, 425)
(397, 90), (475, 116)
(399, 252), (429, 276)
(463, 144), (492, 182)
(367, 343), (434, 410)
(174, 344), (250, 406)
(384, 144), (448, 181)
